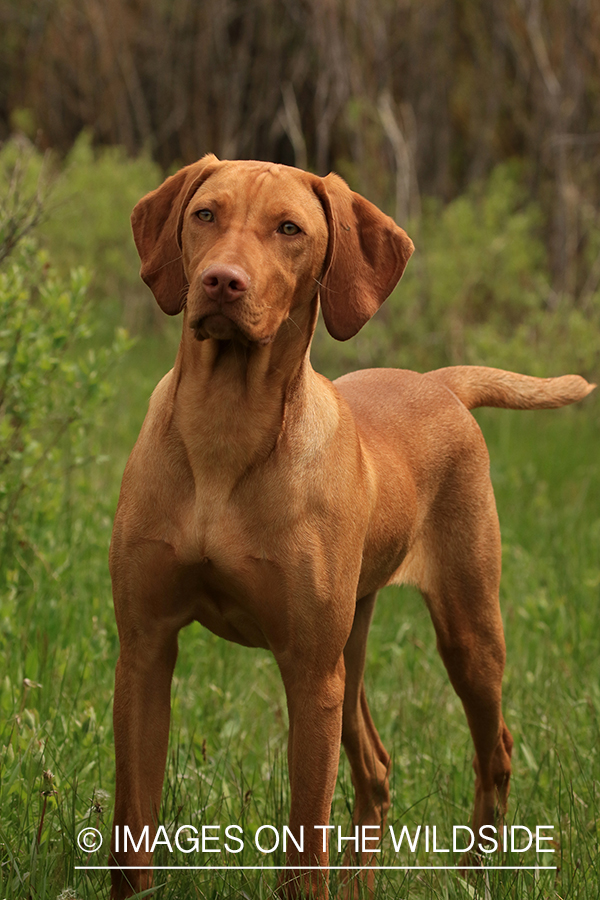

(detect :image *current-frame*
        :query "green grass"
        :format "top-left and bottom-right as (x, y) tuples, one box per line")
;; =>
(1, 335), (598, 899)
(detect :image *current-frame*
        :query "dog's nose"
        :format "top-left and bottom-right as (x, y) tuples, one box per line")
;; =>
(201, 264), (250, 303)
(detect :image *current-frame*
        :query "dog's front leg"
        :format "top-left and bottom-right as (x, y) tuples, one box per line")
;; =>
(277, 657), (346, 899)
(109, 619), (179, 899)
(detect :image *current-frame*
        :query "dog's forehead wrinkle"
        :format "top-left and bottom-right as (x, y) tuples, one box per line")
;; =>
(200, 163), (322, 223)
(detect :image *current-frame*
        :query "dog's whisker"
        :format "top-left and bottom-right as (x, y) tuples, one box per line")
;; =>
(286, 314), (303, 336)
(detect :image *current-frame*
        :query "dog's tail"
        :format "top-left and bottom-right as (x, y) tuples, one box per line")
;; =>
(428, 366), (596, 411)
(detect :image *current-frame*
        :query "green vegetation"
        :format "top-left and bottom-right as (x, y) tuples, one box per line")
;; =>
(315, 162), (600, 380)
(0, 147), (598, 899)
(0, 135), (162, 330)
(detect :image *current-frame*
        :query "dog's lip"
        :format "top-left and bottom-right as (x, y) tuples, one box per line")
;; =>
(190, 312), (274, 346)
(192, 311), (233, 331)
(190, 312), (244, 343)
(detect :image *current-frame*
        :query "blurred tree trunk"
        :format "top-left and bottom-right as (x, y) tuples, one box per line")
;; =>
(1, 0), (599, 295)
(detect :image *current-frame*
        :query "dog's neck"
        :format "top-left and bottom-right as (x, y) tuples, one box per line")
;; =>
(169, 295), (325, 476)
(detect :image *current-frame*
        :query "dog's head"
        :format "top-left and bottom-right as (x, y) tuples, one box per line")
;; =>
(131, 155), (414, 344)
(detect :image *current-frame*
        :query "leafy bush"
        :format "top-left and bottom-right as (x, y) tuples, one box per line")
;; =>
(313, 163), (600, 380)
(0, 164), (131, 613)
(0, 157), (135, 899)
(0, 133), (162, 330)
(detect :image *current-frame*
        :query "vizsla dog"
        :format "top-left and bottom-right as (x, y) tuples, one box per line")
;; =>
(109, 155), (594, 898)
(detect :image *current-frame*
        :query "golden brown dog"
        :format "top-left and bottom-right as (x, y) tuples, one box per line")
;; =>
(109, 155), (594, 898)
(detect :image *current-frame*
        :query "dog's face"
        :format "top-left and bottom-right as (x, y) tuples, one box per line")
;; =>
(181, 161), (329, 347)
(131, 154), (414, 343)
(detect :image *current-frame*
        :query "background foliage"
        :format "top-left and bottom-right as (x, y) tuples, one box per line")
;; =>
(3, 0), (600, 299)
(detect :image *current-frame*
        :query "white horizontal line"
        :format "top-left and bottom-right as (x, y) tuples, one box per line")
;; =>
(76, 865), (558, 871)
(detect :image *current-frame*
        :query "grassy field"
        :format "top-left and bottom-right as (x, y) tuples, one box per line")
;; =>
(0, 323), (598, 900)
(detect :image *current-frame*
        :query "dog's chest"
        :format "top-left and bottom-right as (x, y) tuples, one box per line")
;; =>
(163, 481), (305, 649)
(160, 456), (367, 653)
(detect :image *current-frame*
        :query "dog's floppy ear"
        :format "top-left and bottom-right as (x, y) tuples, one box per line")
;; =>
(131, 154), (220, 314)
(314, 173), (414, 341)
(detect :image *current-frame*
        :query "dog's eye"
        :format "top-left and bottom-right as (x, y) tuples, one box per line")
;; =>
(196, 209), (214, 222)
(278, 221), (301, 236)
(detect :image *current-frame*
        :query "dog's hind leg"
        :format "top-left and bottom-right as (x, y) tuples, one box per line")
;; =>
(341, 592), (390, 894)
(429, 589), (513, 836)
(421, 487), (513, 841)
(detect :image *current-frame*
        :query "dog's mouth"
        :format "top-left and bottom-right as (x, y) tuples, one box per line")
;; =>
(190, 313), (275, 347)
(191, 313), (248, 344)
